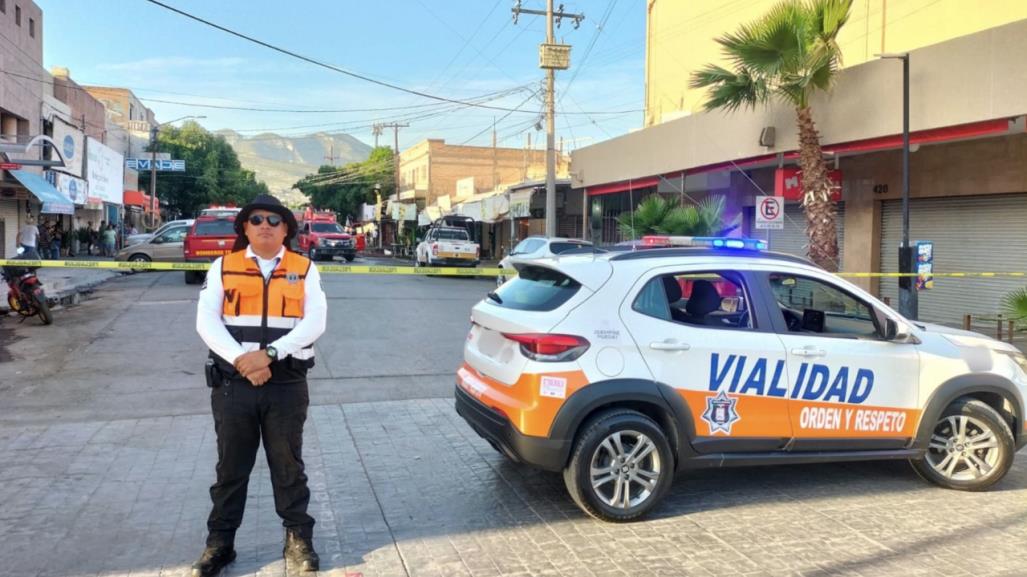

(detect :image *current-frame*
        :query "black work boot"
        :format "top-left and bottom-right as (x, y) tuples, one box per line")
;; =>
(283, 527), (320, 572)
(191, 545), (236, 577)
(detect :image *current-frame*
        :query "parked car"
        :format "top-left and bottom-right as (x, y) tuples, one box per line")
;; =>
(496, 236), (594, 285)
(116, 223), (192, 264)
(182, 215), (237, 284)
(124, 219), (194, 247)
(415, 226), (480, 267)
(458, 235), (1027, 521)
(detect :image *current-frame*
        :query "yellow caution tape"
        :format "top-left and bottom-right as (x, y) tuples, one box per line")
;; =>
(2, 260), (1026, 279)
(0, 259), (505, 276)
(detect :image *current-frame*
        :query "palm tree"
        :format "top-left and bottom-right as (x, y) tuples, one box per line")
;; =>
(690, 0), (853, 270)
(1002, 288), (1027, 330)
(618, 195), (728, 239)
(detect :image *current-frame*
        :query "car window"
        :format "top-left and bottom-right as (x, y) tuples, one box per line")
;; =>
(512, 238), (545, 255)
(550, 241), (591, 254)
(159, 226), (188, 243)
(768, 273), (879, 338)
(311, 222), (342, 233)
(435, 229), (469, 241)
(633, 270), (753, 330)
(490, 265), (581, 311)
(194, 219), (236, 236)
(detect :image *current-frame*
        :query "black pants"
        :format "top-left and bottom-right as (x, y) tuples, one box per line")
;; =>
(206, 377), (314, 547)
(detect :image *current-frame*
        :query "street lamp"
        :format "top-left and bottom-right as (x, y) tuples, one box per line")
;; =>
(149, 115), (206, 226)
(878, 52), (917, 320)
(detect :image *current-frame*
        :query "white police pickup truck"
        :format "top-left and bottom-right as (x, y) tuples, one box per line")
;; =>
(415, 226), (480, 268)
(456, 236), (1027, 521)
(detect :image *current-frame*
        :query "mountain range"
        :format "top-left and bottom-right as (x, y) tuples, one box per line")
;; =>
(217, 130), (373, 206)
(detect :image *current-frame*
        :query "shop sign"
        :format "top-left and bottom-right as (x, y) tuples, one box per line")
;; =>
(126, 158), (186, 172)
(0, 163), (22, 170)
(52, 118), (84, 177)
(774, 167), (842, 201)
(86, 137), (125, 205)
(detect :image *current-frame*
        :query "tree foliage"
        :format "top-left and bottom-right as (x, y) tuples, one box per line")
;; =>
(689, 0), (853, 270)
(617, 195), (729, 239)
(293, 146), (395, 221)
(145, 121), (269, 218)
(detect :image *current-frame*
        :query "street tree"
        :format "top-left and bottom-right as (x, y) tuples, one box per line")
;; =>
(145, 121), (269, 218)
(689, 0), (853, 270)
(293, 146), (395, 221)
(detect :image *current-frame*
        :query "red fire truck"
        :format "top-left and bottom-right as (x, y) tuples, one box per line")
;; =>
(297, 208), (356, 262)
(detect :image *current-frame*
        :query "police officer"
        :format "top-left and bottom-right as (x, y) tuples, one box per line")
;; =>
(193, 194), (327, 576)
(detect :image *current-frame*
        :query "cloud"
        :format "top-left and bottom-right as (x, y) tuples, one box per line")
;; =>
(96, 56), (249, 73)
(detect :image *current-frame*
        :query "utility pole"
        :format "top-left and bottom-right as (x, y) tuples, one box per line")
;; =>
(373, 122), (409, 244)
(324, 143), (338, 165)
(512, 0), (583, 237)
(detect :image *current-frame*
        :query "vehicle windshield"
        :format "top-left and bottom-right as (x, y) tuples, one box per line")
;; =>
(311, 222), (343, 233)
(436, 229), (469, 241)
(194, 219), (236, 236)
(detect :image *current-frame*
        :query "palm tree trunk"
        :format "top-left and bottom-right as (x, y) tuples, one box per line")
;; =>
(795, 106), (839, 271)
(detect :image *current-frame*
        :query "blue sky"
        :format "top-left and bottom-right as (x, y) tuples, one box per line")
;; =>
(36, 0), (646, 152)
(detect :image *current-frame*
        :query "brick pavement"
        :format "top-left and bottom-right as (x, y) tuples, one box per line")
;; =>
(1, 397), (1026, 577)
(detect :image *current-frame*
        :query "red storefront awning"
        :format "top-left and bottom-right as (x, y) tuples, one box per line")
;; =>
(124, 190), (146, 207)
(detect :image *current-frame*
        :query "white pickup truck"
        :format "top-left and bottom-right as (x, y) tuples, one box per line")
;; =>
(415, 226), (480, 268)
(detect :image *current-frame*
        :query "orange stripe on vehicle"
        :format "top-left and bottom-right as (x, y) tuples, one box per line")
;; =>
(456, 363), (589, 437)
(789, 400), (920, 438)
(681, 390), (791, 437)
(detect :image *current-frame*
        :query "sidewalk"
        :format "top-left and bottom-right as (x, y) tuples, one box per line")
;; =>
(0, 256), (121, 313)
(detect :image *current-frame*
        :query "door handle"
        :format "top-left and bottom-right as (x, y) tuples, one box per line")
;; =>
(791, 347), (826, 358)
(650, 341), (691, 352)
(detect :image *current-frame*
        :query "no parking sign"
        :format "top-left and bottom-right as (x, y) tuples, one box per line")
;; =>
(756, 195), (784, 230)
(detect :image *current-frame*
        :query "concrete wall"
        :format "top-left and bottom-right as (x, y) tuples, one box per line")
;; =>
(51, 69), (107, 141)
(82, 86), (156, 129)
(0, 0), (43, 140)
(575, 18), (1027, 190)
(645, 0), (1027, 126)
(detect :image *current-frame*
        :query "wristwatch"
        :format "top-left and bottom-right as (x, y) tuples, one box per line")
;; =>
(266, 346), (279, 361)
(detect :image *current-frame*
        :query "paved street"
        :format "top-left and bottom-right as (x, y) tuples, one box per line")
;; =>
(2, 268), (1027, 577)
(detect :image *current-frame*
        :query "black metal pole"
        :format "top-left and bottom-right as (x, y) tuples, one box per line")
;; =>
(898, 54), (918, 320)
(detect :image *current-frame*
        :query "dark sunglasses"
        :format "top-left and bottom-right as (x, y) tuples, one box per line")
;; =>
(248, 214), (283, 227)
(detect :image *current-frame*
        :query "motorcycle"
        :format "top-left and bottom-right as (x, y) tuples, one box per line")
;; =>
(2, 247), (52, 325)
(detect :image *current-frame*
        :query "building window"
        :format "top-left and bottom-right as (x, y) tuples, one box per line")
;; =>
(15, 4), (20, 26)
(29, 18), (34, 37)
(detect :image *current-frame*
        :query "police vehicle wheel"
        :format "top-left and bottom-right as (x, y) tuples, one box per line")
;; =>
(910, 398), (1014, 491)
(563, 409), (674, 522)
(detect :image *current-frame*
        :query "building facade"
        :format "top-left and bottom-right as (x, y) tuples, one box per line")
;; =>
(574, 13), (1027, 329)
(0, 0), (45, 257)
(644, 0), (1027, 127)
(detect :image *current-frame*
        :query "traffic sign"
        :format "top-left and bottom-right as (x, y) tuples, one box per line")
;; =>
(756, 195), (784, 230)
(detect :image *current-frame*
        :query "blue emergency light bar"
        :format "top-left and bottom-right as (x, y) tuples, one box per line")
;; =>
(693, 237), (767, 251)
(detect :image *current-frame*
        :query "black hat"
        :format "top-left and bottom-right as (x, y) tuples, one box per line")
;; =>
(233, 194), (298, 251)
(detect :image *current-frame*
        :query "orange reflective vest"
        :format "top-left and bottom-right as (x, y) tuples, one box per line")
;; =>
(215, 249), (315, 378)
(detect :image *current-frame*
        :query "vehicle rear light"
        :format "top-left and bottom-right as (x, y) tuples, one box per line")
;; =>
(475, 246), (480, 257)
(502, 333), (590, 362)
(432, 243), (439, 255)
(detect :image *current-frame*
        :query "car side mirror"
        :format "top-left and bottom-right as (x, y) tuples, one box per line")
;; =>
(882, 318), (899, 341)
(151, 237), (164, 244)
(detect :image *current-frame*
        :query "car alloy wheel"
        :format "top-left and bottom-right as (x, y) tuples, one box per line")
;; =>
(589, 430), (662, 510)
(926, 414), (1002, 482)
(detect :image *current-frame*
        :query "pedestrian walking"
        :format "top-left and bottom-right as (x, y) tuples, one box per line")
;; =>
(102, 224), (117, 257)
(193, 194), (326, 577)
(87, 222), (98, 256)
(37, 220), (51, 260)
(49, 222), (62, 260)
(16, 216), (40, 259)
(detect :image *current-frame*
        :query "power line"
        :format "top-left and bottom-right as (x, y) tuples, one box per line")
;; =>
(461, 88), (542, 145)
(141, 1), (638, 116)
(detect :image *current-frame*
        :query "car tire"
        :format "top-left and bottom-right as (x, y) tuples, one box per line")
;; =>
(910, 398), (1015, 491)
(184, 271), (205, 285)
(344, 254), (355, 262)
(563, 409), (674, 522)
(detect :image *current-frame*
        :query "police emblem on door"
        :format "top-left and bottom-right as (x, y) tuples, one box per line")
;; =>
(702, 391), (740, 435)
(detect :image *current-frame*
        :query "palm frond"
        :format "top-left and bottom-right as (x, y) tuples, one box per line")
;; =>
(1002, 288), (1027, 324)
(697, 66), (769, 112)
(617, 195), (671, 238)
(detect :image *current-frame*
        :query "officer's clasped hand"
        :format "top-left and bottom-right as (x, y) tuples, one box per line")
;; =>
(235, 350), (273, 385)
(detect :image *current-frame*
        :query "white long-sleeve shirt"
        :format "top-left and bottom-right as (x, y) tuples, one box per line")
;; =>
(196, 246), (328, 365)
